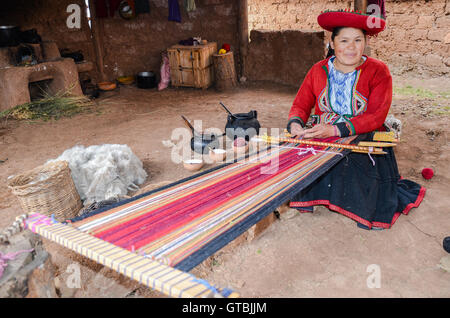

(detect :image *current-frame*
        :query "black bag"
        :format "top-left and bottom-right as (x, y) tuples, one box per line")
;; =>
(20, 29), (42, 44)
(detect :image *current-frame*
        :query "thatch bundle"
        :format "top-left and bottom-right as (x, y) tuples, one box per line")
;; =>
(0, 89), (93, 121)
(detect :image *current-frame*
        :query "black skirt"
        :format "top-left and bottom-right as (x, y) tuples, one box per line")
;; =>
(289, 139), (426, 230)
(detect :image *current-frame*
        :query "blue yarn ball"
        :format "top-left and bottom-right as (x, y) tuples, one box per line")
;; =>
(444, 237), (450, 253)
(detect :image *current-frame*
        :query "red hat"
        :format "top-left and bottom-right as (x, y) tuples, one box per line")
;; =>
(318, 10), (386, 36)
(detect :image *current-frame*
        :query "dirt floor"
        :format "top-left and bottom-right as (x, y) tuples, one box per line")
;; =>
(1, 74), (449, 298)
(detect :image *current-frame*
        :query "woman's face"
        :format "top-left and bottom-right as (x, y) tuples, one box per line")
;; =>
(330, 27), (366, 69)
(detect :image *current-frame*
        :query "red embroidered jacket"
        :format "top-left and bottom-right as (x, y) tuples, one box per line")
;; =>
(288, 56), (392, 137)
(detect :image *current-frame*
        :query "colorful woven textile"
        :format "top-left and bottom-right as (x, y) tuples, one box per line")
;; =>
(72, 136), (357, 271)
(24, 213), (237, 298)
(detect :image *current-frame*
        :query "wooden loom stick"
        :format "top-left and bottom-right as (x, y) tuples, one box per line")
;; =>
(358, 141), (396, 148)
(24, 213), (239, 298)
(283, 129), (397, 147)
(258, 135), (386, 154)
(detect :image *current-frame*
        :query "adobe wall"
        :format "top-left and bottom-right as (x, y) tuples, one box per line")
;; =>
(248, 0), (450, 76)
(0, 0), (98, 80)
(1, 0), (240, 82)
(99, 0), (240, 80)
(246, 30), (325, 87)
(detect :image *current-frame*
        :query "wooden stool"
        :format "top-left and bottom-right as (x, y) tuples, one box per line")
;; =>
(212, 51), (237, 91)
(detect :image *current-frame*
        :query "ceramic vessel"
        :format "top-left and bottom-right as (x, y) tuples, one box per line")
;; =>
(209, 148), (227, 162)
(183, 159), (204, 171)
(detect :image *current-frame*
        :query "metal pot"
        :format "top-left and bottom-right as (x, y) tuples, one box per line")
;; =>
(190, 132), (220, 154)
(119, 0), (136, 20)
(136, 71), (157, 89)
(220, 102), (261, 141)
(181, 115), (222, 154)
(0, 26), (21, 47)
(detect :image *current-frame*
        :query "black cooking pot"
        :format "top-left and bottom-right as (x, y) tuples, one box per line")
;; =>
(220, 103), (260, 141)
(0, 26), (21, 47)
(181, 115), (222, 154)
(191, 132), (220, 154)
(136, 71), (157, 89)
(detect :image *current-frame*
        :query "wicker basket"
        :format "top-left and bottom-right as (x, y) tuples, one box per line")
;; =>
(7, 161), (82, 221)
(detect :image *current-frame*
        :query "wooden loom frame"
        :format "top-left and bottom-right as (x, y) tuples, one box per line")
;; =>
(23, 135), (370, 298)
(25, 213), (239, 298)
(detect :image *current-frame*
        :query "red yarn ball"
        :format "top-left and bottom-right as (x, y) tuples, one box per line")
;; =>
(222, 43), (231, 52)
(421, 168), (434, 180)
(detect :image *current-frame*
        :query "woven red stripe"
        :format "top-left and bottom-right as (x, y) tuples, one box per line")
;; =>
(118, 148), (314, 250)
(96, 147), (311, 250)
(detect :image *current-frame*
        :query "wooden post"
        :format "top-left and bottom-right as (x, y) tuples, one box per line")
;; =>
(354, 0), (368, 12)
(355, 0), (371, 56)
(88, 0), (107, 81)
(212, 52), (237, 91)
(238, 0), (248, 80)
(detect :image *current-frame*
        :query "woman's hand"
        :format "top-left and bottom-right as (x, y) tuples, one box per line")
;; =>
(302, 124), (338, 139)
(289, 122), (306, 137)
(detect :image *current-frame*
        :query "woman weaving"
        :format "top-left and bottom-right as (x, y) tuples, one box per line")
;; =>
(286, 10), (426, 230)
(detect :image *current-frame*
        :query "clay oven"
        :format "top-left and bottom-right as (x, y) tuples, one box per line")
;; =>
(0, 40), (83, 112)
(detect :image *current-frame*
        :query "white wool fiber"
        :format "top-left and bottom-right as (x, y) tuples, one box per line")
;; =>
(385, 114), (402, 137)
(47, 144), (147, 205)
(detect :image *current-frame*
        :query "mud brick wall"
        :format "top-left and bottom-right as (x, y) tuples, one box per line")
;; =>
(1, 0), (240, 82)
(248, 0), (450, 76)
(246, 30), (325, 87)
(99, 0), (240, 80)
(0, 0), (97, 79)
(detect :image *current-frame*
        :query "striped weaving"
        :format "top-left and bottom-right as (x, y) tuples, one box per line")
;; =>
(72, 136), (356, 272)
(25, 213), (239, 298)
